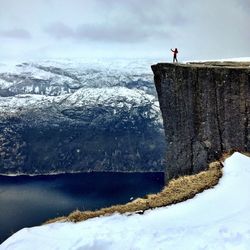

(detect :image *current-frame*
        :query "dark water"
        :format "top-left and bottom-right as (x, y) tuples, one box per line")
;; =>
(0, 172), (164, 243)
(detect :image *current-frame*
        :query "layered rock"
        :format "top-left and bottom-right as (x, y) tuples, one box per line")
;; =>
(152, 62), (250, 180)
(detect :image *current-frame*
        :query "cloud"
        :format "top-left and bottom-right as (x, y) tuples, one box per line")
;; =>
(237, 0), (250, 10)
(45, 22), (172, 43)
(43, 0), (184, 43)
(0, 0), (249, 60)
(76, 24), (148, 43)
(44, 22), (74, 39)
(78, 24), (172, 43)
(0, 28), (31, 39)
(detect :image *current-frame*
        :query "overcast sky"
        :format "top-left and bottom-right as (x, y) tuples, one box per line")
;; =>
(0, 0), (249, 61)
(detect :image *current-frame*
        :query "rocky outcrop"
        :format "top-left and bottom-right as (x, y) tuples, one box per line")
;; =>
(152, 62), (250, 180)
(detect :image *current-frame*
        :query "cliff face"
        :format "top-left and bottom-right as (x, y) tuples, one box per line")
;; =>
(152, 62), (250, 180)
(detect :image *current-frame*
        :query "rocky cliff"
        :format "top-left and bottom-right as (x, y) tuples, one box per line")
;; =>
(152, 61), (250, 180)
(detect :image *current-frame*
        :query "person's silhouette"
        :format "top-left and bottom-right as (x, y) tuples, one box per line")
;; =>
(171, 48), (178, 63)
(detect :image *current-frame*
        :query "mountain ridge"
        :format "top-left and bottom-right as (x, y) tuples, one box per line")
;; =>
(0, 59), (165, 175)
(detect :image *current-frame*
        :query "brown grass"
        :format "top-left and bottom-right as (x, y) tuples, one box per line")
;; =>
(243, 152), (250, 157)
(45, 159), (223, 224)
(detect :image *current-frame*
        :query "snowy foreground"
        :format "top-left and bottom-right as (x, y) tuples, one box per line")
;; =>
(1, 153), (250, 250)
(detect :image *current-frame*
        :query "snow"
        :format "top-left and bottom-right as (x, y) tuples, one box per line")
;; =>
(0, 58), (160, 121)
(57, 87), (156, 108)
(0, 58), (157, 76)
(0, 58), (157, 98)
(0, 87), (159, 116)
(1, 152), (250, 250)
(216, 57), (250, 62)
(0, 94), (55, 113)
(185, 57), (250, 63)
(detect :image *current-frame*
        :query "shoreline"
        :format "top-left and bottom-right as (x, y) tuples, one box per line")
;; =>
(0, 170), (165, 177)
(45, 155), (227, 225)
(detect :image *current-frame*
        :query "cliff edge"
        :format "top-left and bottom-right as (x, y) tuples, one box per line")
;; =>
(152, 61), (250, 180)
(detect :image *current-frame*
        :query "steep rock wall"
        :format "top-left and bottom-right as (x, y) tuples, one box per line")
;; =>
(152, 62), (250, 180)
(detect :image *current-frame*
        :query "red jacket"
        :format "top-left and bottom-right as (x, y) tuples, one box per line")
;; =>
(171, 48), (178, 56)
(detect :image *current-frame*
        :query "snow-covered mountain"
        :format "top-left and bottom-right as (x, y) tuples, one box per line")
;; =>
(0, 58), (165, 174)
(0, 59), (156, 96)
(2, 153), (250, 249)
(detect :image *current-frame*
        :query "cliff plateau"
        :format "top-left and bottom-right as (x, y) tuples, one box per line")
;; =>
(152, 61), (250, 180)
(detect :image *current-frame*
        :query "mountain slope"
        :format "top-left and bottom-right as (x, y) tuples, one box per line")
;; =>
(0, 59), (165, 174)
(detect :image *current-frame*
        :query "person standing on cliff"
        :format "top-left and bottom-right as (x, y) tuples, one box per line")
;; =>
(171, 48), (178, 63)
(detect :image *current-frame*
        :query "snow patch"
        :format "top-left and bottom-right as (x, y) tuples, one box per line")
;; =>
(184, 57), (250, 63)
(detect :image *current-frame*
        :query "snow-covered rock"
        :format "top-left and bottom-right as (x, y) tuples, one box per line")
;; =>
(1, 152), (250, 250)
(0, 59), (156, 96)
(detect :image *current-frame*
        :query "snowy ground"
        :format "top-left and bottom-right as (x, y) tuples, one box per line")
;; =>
(184, 57), (250, 63)
(210, 57), (250, 62)
(1, 152), (250, 250)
